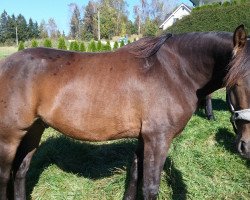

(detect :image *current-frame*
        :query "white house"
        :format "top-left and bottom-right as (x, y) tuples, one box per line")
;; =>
(159, 3), (192, 30)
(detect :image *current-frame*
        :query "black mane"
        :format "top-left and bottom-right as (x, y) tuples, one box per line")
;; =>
(125, 33), (172, 58)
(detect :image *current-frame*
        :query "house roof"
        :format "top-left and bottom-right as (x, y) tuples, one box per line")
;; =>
(189, 0), (198, 6)
(159, 3), (192, 29)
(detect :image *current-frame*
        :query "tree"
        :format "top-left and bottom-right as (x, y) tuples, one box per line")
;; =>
(16, 14), (28, 41)
(39, 20), (48, 38)
(99, 4), (117, 39)
(0, 10), (9, 43)
(58, 37), (67, 50)
(79, 42), (86, 52)
(47, 18), (58, 38)
(88, 40), (96, 52)
(31, 39), (38, 47)
(113, 41), (119, 49)
(5, 15), (16, 43)
(150, 0), (165, 24)
(133, 0), (150, 35)
(0, 11), (39, 44)
(43, 38), (52, 47)
(69, 3), (81, 39)
(73, 41), (79, 51)
(102, 40), (111, 51)
(120, 40), (125, 47)
(27, 18), (39, 39)
(98, 0), (129, 38)
(144, 17), (159, 36)
(112, 0), (128, 36)
(82, 0), (97, 40)
(96, 40), (102, 51)
(18, 41), (25, 51)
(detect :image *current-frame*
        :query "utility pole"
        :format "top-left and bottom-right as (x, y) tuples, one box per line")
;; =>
(98, 10), (100, 40)
(15, 27), (18, 46)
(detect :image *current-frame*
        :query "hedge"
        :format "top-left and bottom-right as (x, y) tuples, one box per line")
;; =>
(167, 1), (250, 34)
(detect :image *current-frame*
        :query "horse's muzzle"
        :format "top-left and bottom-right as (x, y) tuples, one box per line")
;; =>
(238, 140), (250, 159)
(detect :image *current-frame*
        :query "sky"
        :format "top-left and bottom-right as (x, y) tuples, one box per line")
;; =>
(1, 0), (192, 35)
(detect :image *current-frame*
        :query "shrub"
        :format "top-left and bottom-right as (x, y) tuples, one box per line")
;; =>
(69, 41), (74, 51)
(31, 39), (38, 48)
(43, 38), (52, 48)
(79, 42), (86, 52)
(69, 41), (79, 51)
(104, 40), (112, 51)
(96, 40), (102, 52)
(58, 37), (67, 50)
(167, 1), (250, 34)
(88, 40), (96, 52)
(120, 40), (125, 47)
(73, 41), (79, 51)
(113, 41), (119, 50)
(18, 41), (25, 51)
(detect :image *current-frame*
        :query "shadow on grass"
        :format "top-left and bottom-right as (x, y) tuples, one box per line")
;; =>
(215, 128), (237, 154)
(215, 128), (250, 167)
(26, 136), (187, 199)
(164, 158), (187, 200)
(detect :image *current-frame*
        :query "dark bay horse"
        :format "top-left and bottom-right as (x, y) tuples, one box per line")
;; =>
(225, 25), (250, 159)
(0, 27), (244, 199)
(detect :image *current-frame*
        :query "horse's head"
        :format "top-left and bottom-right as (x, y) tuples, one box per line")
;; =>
(226, 25), (250, 159)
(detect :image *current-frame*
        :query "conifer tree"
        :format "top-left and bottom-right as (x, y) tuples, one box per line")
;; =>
(113, 41), (119, 50)
(79, 42), (86, 52)
(120, 40), (125, 47)
(97, 40), (102, 52)
(31, 39), (38, 47)
(88, 40), (96, 52)
(43, 38), (52, 47)
(105, 40), (112, 51)
(58, 37), (67, 50)
(69, 41), (75, 51)
(18, 41), (25, 51)
(73, 41), (79, 51)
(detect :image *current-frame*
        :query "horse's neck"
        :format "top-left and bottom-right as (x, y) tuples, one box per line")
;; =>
(165, 33), (233, 97)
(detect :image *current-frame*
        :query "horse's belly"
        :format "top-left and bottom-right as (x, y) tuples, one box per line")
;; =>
(48, 114), (141, 141)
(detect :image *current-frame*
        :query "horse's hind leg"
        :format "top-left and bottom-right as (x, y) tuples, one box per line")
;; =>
(205, 94), (214, 120)
(11, 119), (45, 200)
(0, 129), (26, 200)
(124, 137), (144, 200)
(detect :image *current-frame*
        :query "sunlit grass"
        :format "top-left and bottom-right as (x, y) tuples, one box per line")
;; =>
(0, 46), (17, 59)
(26, 89), (250, 199)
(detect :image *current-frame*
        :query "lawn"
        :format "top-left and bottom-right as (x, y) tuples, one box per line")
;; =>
(25, 89), (250, 200)
(0, 46), (17, 59)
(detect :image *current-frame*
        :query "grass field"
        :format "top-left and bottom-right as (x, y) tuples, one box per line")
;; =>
(23, 90), (250, 200)
(0, 46), (17, 59)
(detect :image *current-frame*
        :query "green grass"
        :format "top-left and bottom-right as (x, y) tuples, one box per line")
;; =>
(0, 46), (17, 59)
(25, 89), (250, 200)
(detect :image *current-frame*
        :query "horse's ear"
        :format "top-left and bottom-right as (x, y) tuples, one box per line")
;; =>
(233, 24), (247, 53)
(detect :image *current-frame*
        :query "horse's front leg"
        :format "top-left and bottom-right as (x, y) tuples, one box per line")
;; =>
(142, 131), (172, 200)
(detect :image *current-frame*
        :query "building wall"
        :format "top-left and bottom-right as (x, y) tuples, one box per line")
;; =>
(162, 8), (191, 30)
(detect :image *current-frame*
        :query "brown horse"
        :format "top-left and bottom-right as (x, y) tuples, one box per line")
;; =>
(225, 25), (250, 159)
(0, 26), (243, 200)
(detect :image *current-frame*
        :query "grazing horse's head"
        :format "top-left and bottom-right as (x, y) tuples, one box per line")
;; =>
(226, 25), (250, 159)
